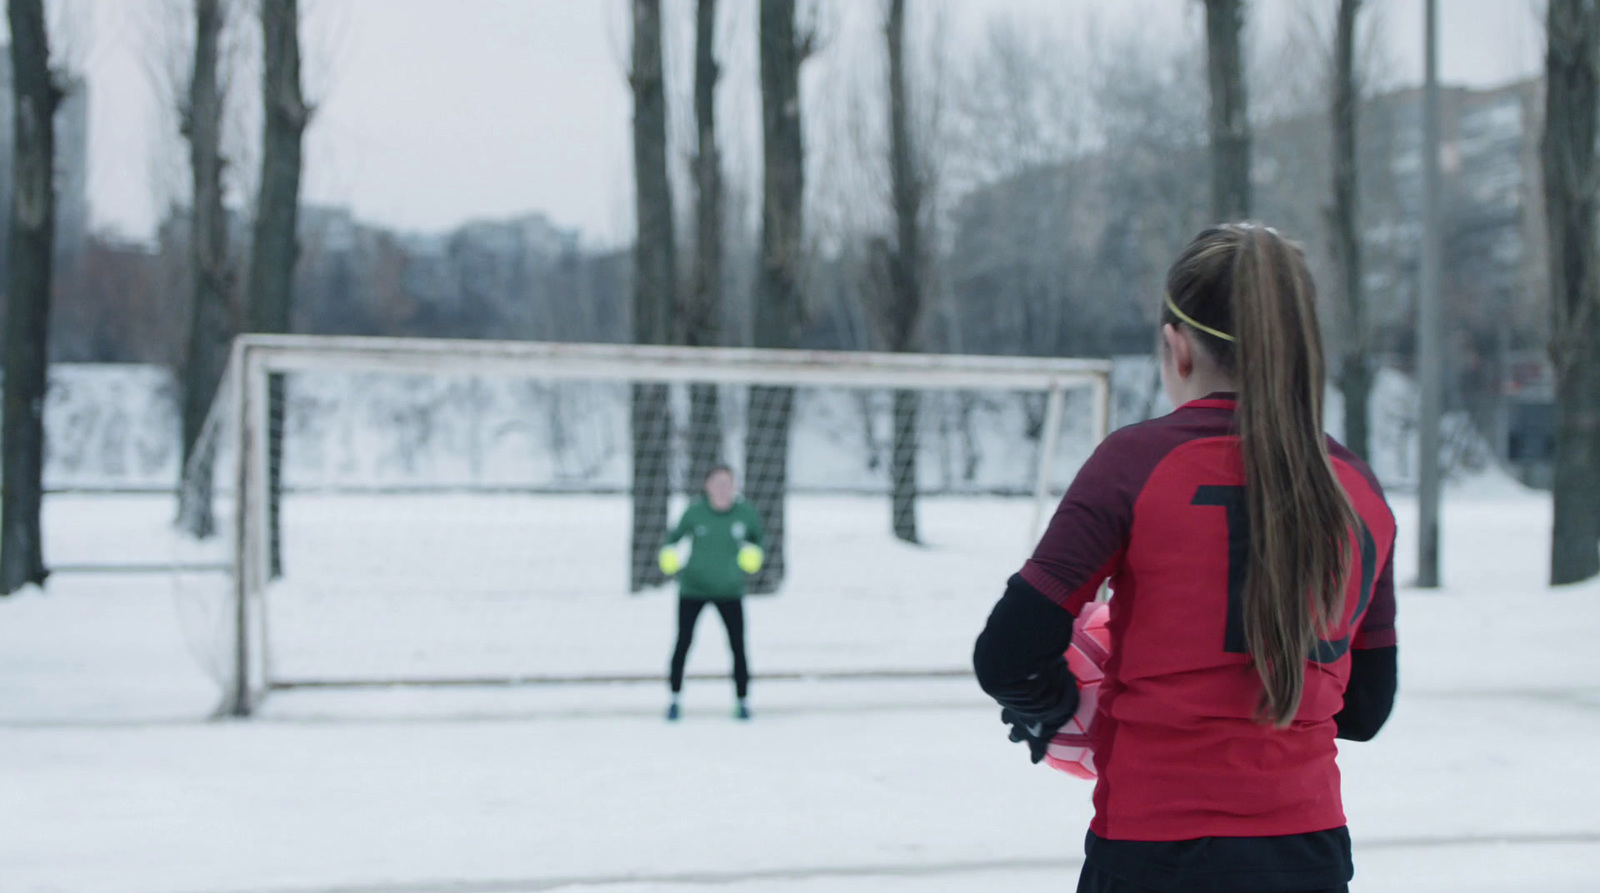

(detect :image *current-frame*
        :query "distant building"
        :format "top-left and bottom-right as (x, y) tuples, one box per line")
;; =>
(950, 76), (1553, 484)
(1247, 79), (1543, 350)
(288, 207), (614, 342)
(1256, 78), (1554, 482)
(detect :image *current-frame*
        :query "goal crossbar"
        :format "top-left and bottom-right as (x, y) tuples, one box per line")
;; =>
(238, 334), (1111, 392)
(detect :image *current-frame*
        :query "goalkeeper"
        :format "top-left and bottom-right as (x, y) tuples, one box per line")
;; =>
(659, 464), (766, 721)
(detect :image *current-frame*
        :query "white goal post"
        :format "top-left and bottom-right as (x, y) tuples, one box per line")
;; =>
(175, 334), (1111, 717)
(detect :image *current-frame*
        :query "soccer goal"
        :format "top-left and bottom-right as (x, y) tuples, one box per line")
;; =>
(174, 335), (1111, 716)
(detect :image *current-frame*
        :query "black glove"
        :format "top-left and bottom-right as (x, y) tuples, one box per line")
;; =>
(1001, 699), (1077, 764)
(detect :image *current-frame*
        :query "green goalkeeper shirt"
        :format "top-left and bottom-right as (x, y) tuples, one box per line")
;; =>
(663, 497), (766, 599)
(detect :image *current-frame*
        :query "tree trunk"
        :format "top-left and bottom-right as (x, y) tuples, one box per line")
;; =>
(0, 0), (59, 594)
(1331, 0), (1370, 462)
(179, 0), (232, 539)
(1543, 0), (1600, 585)
(687, 0), (724, 491)
(890, 388), (919, 542)
(1204, 0), (1251, 222)
(745, 0), (808, 593)
(629, 0), (677, 591)
(885, 0), (920, 544)
(246, 0), (308, 580)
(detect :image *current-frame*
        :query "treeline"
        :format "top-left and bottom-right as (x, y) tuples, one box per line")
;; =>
(3, 1), (1594, 590)
(49, 74), (1541, 395)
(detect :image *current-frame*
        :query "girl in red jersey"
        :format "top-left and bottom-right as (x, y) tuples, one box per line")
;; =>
(975, 224), (1397, 893)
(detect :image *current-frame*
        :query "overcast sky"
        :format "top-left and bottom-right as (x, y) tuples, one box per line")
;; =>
(72, 0), (1544, 247)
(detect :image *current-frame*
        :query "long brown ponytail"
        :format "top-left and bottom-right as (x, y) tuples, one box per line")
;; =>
(1165, 224), (1359, 727)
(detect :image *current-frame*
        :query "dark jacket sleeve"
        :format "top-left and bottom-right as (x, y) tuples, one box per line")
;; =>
(973, 575), (1080, 724)
(1335, 645), (1397, 741)
(1337, 547), (1398, 741)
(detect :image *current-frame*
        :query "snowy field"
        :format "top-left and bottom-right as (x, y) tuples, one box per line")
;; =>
(2, 487), (1599, 893)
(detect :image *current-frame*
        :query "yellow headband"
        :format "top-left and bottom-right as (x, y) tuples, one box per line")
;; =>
(1165, 293), (1236, 343)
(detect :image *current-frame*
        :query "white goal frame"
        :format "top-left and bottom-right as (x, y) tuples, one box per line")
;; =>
(199, 334), (1112, 716)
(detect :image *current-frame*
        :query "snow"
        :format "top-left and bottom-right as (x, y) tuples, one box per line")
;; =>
(41, 365), (180, 491)
(36, 360), (1507, 499)
(256, 492), (1040, 684)
(37, 364), (1103, 495)
(2, 482), (1599, 893)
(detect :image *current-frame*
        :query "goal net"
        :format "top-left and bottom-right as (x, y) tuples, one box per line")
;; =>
(174, 335), (1110, 716)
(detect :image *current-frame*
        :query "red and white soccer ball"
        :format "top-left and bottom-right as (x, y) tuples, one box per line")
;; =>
(1043, 601), (1112, 780)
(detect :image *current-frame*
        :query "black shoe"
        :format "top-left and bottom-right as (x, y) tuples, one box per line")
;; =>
(734, 702), (751, 721)
(667, 702), (681, 722)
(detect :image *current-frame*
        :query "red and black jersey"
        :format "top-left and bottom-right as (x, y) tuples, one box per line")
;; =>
(1019, 395), (1397, 842)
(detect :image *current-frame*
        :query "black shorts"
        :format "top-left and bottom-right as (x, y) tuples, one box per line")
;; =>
(1078, 827), (1352, 893)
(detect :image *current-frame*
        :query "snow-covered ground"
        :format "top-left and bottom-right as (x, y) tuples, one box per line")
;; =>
(3, 486), (1599, 893)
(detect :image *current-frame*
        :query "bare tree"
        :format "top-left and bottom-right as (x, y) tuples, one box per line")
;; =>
(945, 17), (1122, 363)
(1204, 0), (1251, 221)
(745, 0), (812, 593)
(1543, 0), (1600, 585)
(947, 16), (1081, 190)
(1330, 0), (1370, 461)
(882, 0), (923, 543)
(247, 0), (307, 337)
(179, 0), (235, 538)
(629, 0), (677, 591)
(247, 0), (309, 578)
(686, 0), (724, 490)
(0, 0), (63, 593)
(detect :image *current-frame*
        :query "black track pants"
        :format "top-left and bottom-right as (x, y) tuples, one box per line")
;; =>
(669, 597), (749, 698)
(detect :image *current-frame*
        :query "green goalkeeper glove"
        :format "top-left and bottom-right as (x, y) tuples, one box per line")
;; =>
(737, 544), (764, 574)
